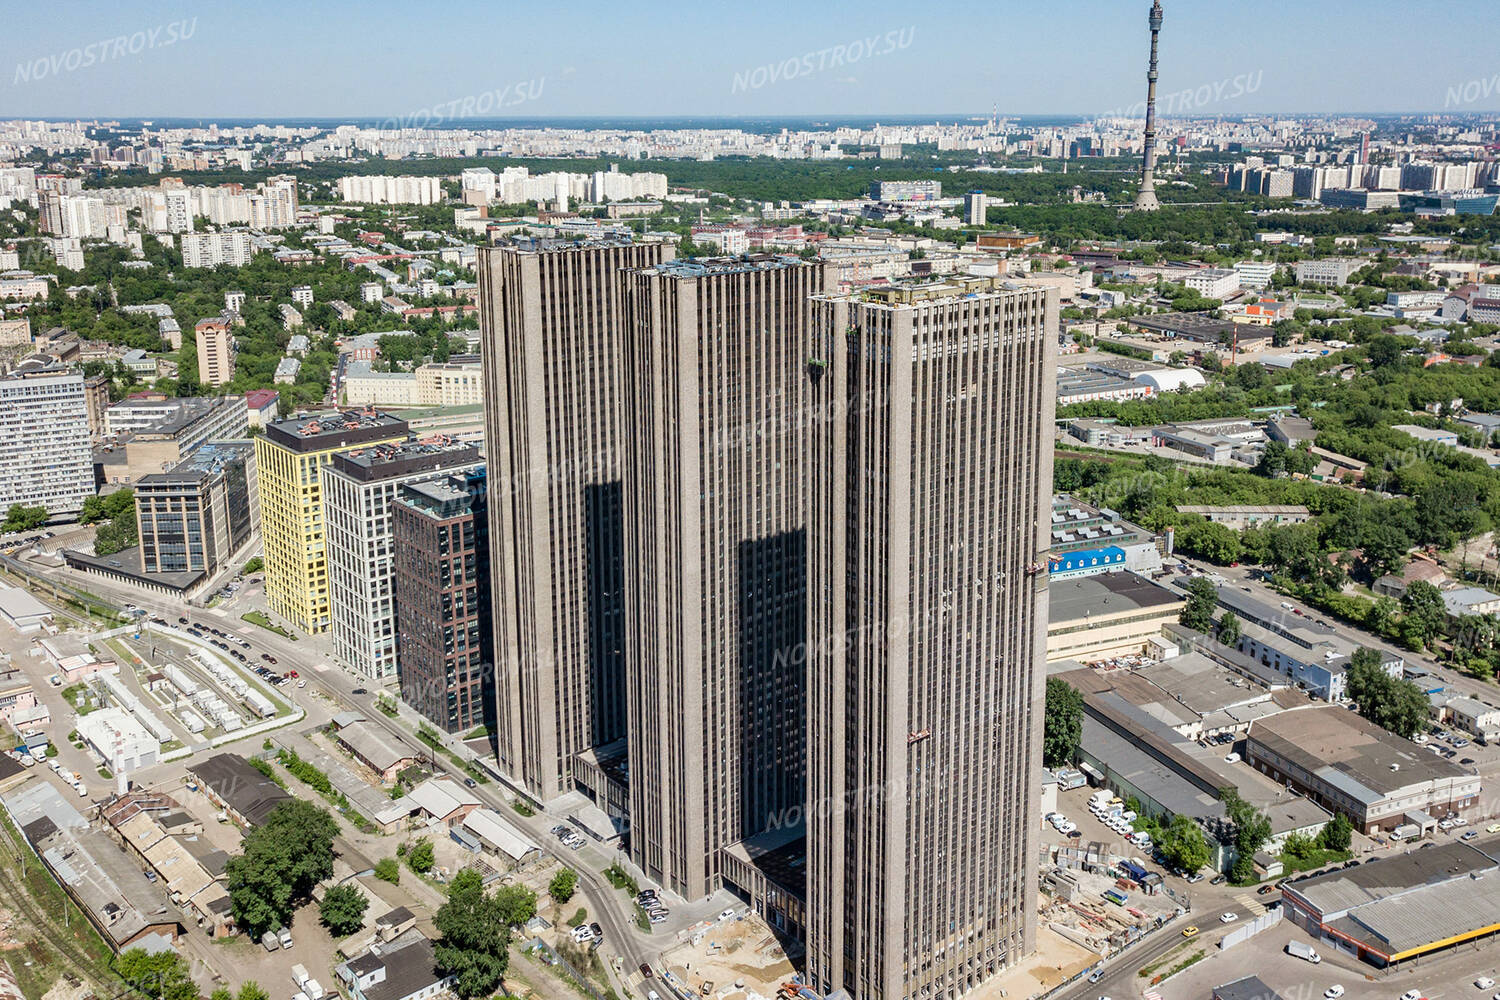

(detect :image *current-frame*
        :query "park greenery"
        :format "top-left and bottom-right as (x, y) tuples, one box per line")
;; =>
(80, 488), (137, 555)
(1042, 678), (1083, 769)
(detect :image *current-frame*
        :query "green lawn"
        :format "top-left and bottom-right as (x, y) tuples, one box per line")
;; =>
(242, 610), (297, 639)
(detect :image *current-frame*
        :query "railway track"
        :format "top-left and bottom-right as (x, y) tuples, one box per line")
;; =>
(0, 813), (120, 992)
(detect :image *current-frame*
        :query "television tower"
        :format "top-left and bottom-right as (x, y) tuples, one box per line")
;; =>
(1133, 0), (1164, 212)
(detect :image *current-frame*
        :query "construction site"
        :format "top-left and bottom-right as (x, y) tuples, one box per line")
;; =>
(657, 910), (800, 1000)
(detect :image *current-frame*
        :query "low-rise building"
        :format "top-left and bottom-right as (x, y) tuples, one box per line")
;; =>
(1046, 571), (1185, 663)
(1046, 496), (1163, 580)
(76, 706), (159, 773)
(1294, 258), (1363, 287)
(1211, 585), (1404, 701)
(1245, 705), (1480, 833)
(1430, 694), (1500, 742)
(1174, 505), (1311, 529)
(329, 714), (417, 783)
(3, 778), (181, 952)
(1281, 839), (1500, 967)
(188, 753), (291, 829)
(337, 929), (454, 1000)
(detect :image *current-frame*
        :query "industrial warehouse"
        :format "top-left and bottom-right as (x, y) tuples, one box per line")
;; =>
(1280, 838), (1500, 967)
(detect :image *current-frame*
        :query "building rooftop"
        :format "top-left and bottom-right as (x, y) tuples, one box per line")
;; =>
(327, 436), (478, 483)
(1248, 706), (1473, 804)
(1213, 976), (1286, 1000)
(651, 253), (805, 279)
(105, 395), (242, 439)
(398, 469), (484, 518)
(1283, 837), (1500, 961)
(136, 440), (253, 486)
(188, 753), (291, 827)
(263, 409), (408, 453)
(1049, 571), (1183, 624)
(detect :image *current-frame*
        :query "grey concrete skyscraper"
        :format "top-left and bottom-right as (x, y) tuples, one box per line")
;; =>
(477, 236), (675, 801)
(805, 276), (1058, 1000)
(620, 255), (834, 900)
(1133, 0), (1165, 212)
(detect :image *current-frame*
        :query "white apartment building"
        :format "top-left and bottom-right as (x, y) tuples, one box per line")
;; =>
(1295, 258), (1363, 287)
(337, 175), (443, 205)
(691, 228), (750, 254)
(58, 195), (108, 239)
(1183, 267), (1240, 300)
(0, 272), (50, 301)
(164, 188), (193, 233)
(181, 231), (254, 269)
(1233, 260), (1276, 289)
(342, 360), (484, 409)
(291, 286), (313, 307)
(321, 439), (482, 681)
(0, 366), (93, 515)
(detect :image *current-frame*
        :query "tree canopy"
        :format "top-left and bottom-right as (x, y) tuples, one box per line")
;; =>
(226, 799), (339, 936)
(1042, 679), (1083, 769)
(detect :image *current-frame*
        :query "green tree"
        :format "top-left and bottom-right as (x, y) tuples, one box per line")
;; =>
(375, 857), (401, 883)
(1346, 647), (1428, 738)
(243, 556), (264, 574)
(319, 882), (370, 935)
(1319, 812), (1353, 852)
(238, 985), (270, 1000)
(407, 837), (436, 874)
(117, 949), (199, 1000)
(1042, 678), (1083, 769)
(1180, 577), (1219, 632)
(1220, 787), (1272, 883)
(435, 869), (514, 999)
(1158, 814), (1211, 874)
(1218, 611), (1242, 646)
(226, 799), (339, 936)
(1, 504), (48, 533)
(549, 868), (578, 904)
(1400, 580), (1448, 648)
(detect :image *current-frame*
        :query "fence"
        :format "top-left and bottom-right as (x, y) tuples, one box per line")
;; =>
(1219, 907), (1282, 950)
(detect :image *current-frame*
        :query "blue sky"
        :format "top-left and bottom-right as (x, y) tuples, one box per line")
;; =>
(1, 0), (1496, 120)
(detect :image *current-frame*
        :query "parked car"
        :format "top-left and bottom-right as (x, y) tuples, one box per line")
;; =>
(1210, 874), (1227, 885)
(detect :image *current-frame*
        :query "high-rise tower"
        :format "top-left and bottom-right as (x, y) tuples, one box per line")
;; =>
(620, 255), (832, 900)
(1133, 1), (1164, 212)
(806, 276), (1059, 1000)
(477, 236), (675, 801)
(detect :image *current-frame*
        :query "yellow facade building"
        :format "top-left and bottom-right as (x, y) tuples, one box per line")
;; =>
(253, 409), (407, 634)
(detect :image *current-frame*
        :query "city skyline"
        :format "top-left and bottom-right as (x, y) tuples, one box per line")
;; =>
(4, 1), (1500, 118)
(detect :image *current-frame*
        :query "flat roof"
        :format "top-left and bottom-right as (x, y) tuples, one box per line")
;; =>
(328, 438), (478, 483)
(263, 409), (408, 453)
(1248, 706), (1473, 801)
(1049, 571), (1184, 624)
(1080, 714), (1225, 822)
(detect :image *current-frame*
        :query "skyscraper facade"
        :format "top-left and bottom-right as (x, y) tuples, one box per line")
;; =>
(620, 255), (833, 900)
(392, 467), (492, 734)
(477, 236), (675, 801)
(0, 365), (94, 515)
(805, 276), (1058, 1000)
(254, 410), (408, 635)
(322, 437), (482, 681)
